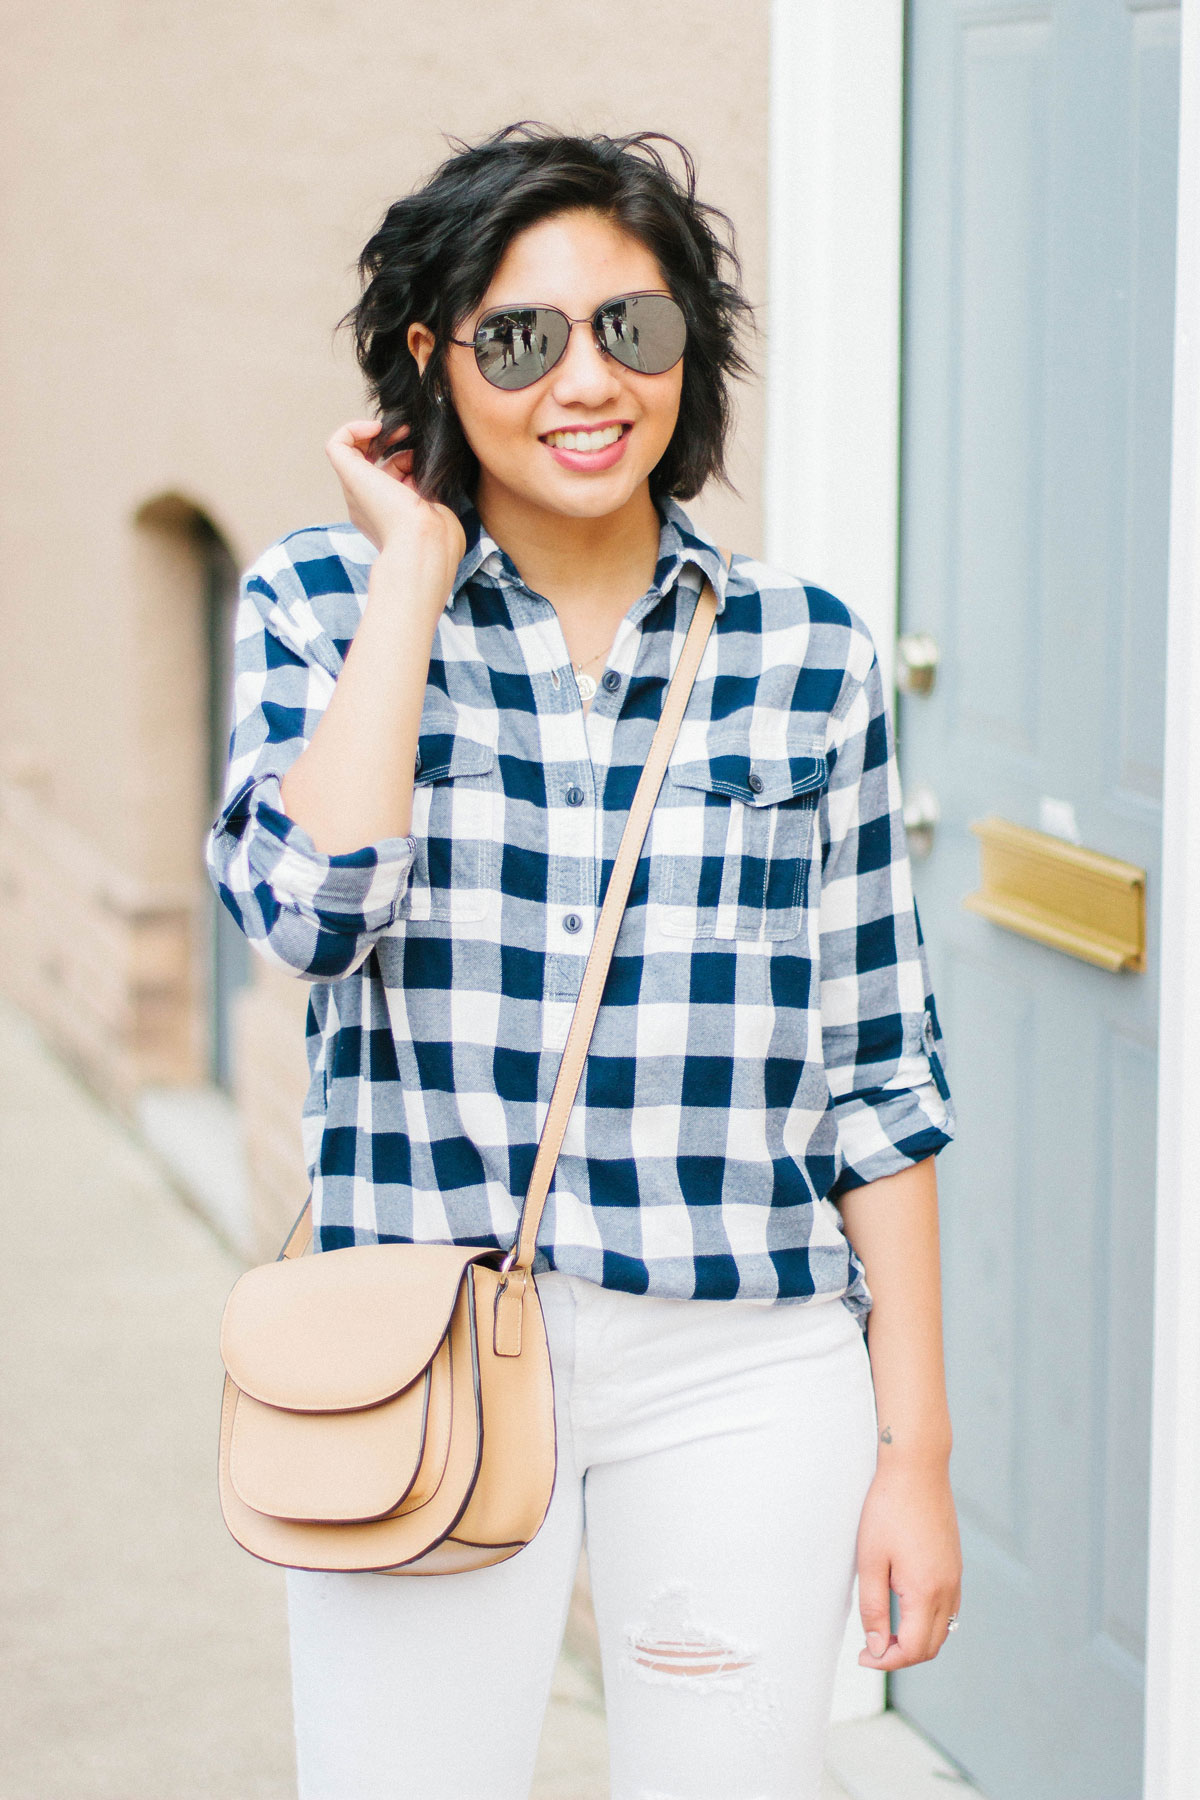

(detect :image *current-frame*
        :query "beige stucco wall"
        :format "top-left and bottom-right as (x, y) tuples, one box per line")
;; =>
(0, 1), (770, 1210)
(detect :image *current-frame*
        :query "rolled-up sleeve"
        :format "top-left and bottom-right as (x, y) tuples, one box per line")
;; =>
(817, 646), (954, 1192)
(206, 570), (417, 980)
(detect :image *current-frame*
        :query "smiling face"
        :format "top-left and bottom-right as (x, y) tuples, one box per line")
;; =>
(415, 209), (685, 530)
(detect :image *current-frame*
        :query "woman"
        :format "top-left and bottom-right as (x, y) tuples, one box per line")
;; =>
(209, 124), (961, 1800)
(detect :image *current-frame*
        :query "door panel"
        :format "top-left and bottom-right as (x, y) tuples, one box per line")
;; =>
(1115, 16), (1180, 801)
(894, 3), (1178, 1796)
(953, 19), (1048, 758)
(937, 956), (1034, 1560)
(1095, 1033), (1156, 1666)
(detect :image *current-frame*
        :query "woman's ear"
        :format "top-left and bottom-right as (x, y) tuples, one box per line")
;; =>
(407, 323), (435, 377)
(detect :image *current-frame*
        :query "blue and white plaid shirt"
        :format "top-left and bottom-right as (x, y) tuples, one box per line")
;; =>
(208, 500), (953, 1318)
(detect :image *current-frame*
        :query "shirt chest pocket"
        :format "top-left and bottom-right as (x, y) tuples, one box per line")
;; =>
(653, 730), (828, 942)
(401, 720), (499, 925)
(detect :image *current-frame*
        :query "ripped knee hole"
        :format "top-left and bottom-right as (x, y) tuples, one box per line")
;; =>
(625, 1588), (755, 1684)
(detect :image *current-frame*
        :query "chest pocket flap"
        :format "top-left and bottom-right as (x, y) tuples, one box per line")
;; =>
(413, 731), (495, 785)
(669, 738), (828, 808)
(659, 727), (828, 941)
(404, 711), (498, 924)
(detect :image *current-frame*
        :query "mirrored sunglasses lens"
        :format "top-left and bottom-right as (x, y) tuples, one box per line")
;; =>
(474, 308), (569, 389)
(596, 295), (686, 374)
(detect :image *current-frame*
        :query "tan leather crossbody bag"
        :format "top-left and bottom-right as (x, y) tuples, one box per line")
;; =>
(217, 577), (720, 1575)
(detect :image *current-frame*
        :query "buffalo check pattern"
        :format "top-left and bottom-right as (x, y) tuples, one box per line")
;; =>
(207, 501), (953, 1319)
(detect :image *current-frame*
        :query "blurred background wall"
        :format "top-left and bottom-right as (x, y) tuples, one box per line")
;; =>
(0, 1), (770, 1257)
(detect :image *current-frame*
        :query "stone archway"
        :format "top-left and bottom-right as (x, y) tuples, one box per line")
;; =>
(131, 493), (249, 1091)
(131, 495), (310, 1261)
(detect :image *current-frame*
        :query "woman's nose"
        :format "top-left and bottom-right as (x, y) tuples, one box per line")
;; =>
(548, 322), (622, 407)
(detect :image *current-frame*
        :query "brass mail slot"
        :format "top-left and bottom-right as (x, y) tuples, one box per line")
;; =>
(963, 816), (1146, 973)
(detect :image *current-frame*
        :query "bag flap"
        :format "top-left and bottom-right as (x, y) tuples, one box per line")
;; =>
(229, 1373), (431, 1522)
(221, 1243), (481, 1412)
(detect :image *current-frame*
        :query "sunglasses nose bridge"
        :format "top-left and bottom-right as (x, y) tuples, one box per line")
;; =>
(548, 313), (622, 392)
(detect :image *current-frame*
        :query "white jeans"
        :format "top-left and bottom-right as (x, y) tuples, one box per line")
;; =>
(286, 1271), (878, 1800)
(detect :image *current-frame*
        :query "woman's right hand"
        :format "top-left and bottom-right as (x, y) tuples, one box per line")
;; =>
(324, 420), (466, 596)
(282, 422), (464, 852)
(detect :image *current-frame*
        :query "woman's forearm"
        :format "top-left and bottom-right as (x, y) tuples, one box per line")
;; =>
(836, 1156), (952, 1467)
(839, 1157), (961, 1667)
(279, 549), (448, 855)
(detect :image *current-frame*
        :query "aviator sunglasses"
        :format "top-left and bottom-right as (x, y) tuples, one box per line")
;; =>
(449, 291), (687, 391)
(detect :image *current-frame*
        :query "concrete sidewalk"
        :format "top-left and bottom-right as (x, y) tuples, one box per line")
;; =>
(0, 999), (298, 1798)
(0, 997), (855, 1799)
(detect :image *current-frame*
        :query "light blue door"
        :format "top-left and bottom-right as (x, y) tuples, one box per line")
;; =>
(893, 4), (1179, 1797)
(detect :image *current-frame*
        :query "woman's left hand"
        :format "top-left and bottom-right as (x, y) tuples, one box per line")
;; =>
(855, 1458), (962, 1669)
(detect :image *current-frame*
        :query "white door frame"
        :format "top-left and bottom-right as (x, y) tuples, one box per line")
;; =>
(765, 0), (907, 1723)
(766, 0), (1200, 1778)
(765, 0), (906, 701)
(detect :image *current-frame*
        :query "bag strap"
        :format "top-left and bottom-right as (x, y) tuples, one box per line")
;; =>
(279, 564), (724, 1268)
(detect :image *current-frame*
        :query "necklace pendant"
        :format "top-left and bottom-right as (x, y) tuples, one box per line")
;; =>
(574, 670), (598, 701)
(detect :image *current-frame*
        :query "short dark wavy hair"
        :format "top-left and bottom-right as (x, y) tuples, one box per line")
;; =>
(344, 123), (753, 506)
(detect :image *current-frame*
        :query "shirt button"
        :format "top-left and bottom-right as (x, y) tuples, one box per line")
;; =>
(563, 912), (582, 934)
(747, 770), (764, 794)
(565, 785), (584, 807)
(601, 669), (621, 692)
(922, 1012), (937, 1048)
(414, 749), (422, 774)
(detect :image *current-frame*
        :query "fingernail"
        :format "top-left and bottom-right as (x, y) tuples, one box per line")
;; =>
(866, 1632), (887, 1657)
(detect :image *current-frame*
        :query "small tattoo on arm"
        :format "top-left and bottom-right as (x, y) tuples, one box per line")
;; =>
(879, 1426), (893, 1444)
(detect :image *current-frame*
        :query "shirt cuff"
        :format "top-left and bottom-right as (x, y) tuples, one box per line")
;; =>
(215, 772), (417, 932)
(828, 1016), (956, 1193)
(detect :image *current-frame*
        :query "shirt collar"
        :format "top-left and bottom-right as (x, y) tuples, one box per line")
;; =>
(446, 496), (731, 614)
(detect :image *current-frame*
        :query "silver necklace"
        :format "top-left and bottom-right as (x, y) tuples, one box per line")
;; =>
(570, 639), (611, 702)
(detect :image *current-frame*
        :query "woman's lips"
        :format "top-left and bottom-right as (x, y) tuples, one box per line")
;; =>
(541, 423), (632, 473)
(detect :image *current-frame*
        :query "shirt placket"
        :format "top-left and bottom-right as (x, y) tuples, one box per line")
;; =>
(497, 581), (650, 1047)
